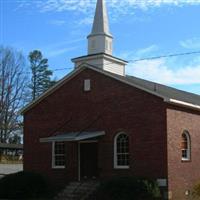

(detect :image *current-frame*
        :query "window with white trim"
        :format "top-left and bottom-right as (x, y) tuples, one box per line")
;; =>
(181, 131), (191, 161)
(52, 142), (65, 168)
(114, 133), (129, 169)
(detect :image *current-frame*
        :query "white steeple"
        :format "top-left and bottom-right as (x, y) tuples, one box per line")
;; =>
(72, 0), (127, 76)
(87, 0), (113, 55)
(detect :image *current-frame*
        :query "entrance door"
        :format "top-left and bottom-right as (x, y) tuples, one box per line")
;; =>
(80, 142), (98, 179)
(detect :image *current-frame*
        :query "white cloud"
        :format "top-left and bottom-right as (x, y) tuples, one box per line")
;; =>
(40, 38), (84, 57)
(135, 45), (159, 56)
(18, 0), (200, 15)
(47, 46), (78, 57)
(17, 0), (200, 29)
(118, 44), (159, 60)
(33, 0), (94, 13)
(122, 45), (200, 85)
(126, 57), (200, 85)
(78, 17), (93, 25)
(49, 20), (66, 26)
(180, 37), (200, 49)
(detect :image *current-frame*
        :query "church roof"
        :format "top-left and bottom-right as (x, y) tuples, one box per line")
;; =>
(90, 65), (200, 108)
(21, 64), (200, 114)
(125, 75), (200, 106)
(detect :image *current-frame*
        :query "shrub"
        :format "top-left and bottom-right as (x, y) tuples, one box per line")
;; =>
(193, 182), (200, 199)
(0, 171), (47, 199)
(96, 176), (161, 200)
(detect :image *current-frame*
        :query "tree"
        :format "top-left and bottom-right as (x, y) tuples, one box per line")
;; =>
(8, 132), (21, 144)
(28, 50), (56, 100)
(0, 46), (28, 143)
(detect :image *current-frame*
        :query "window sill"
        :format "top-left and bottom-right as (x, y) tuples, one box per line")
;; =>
(181, 159), (191, 162)
(52, 166), (65, 169)
(114, 166), (130, 169)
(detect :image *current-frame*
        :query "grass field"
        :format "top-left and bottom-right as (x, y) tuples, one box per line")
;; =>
(0, 155), (22, 164)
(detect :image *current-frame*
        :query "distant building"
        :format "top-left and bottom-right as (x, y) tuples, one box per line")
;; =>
(22, 0), (200, 199)
(0, 143), (23, 161)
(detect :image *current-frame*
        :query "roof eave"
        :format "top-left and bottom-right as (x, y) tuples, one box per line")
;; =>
(40, 131), (106, 143)
(71, 53), (128, 64)
(164, 98), (200, 111)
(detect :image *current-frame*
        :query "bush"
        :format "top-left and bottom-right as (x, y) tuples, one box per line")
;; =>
(193, 182), (200, 199)
(96, 176), (161, 200)
(0, 171), (47, 199)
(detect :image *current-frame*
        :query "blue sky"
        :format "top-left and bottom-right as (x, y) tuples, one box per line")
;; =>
(1, 0), (200, 95)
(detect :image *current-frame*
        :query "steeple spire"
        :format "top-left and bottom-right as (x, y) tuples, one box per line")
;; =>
(87, 0), (113, 55)
(91, 0), (110, 35)
(72, 0), (128, 77)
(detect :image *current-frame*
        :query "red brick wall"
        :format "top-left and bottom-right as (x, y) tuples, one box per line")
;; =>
(24, 68), (168, 187)
(167, 105), (200, 200)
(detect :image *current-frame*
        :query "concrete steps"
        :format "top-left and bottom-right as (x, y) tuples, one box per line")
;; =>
(54, 180), (99, 200)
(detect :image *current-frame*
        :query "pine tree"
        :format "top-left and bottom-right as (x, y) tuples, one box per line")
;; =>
(29, 50), (56, 100)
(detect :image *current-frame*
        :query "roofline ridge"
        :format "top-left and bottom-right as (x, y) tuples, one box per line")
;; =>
(21, 65), (200, 114)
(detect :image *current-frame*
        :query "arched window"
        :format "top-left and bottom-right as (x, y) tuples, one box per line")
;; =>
(114, 133), (129, 169)
(181, 131), (191, 161)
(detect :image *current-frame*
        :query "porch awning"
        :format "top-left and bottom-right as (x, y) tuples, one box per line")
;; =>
(40, 131), (105, 143)
(0, 143), (23, 150)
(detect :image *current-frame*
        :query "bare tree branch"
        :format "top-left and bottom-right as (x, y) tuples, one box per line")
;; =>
(0, 46), (28, 143)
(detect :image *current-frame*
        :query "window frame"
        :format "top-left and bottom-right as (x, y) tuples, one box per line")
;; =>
(52, 141), (65, 169)
(114, 132), (130, 169)
(181, 131), (191, 161)
(84, 79), (91, 91)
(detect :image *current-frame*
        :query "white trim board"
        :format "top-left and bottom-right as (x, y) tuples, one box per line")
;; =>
(164, 98), (200, 111)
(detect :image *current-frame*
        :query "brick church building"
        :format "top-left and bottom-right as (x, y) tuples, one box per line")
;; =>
(22, 0), (200, 199)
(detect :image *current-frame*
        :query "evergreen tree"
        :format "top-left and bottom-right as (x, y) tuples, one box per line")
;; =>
(29, 50), (56, 100)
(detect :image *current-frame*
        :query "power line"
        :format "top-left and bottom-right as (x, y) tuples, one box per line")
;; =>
(17, 67), (74, 75)
(93, 50), (200, 68)
(53, 67), (73, 71)
(15, 50), (200, 75)
(129, 51), (200, 63)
